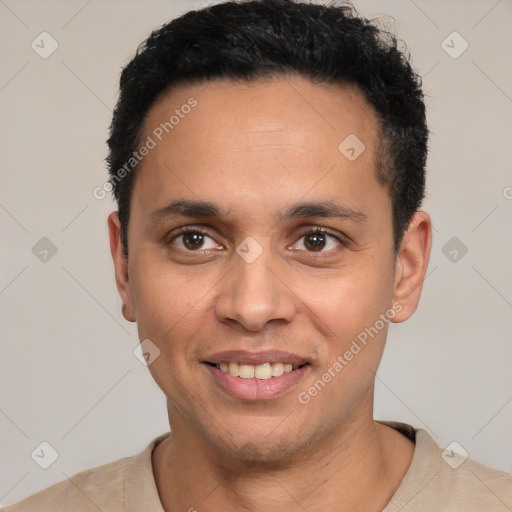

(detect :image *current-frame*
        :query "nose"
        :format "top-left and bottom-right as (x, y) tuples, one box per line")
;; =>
(214, 243), (297, 332)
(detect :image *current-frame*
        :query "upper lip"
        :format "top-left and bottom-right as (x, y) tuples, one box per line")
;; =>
(204, 350), (309, 366)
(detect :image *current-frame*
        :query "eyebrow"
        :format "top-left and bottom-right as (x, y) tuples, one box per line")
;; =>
(150, 198), (367, 224)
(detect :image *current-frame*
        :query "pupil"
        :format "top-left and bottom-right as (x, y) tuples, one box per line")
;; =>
(184, 233), (204, 250)
(306, 233), (325, 251)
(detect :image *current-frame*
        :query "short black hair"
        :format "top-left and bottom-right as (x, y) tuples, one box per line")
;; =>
(107, 0), (428, 257)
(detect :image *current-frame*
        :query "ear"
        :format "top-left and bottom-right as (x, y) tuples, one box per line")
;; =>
(390, 211), (432, 323)
(108, 211), (136, 322)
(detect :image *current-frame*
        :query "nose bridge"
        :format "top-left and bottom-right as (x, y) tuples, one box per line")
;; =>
(215, 236), (296, 331)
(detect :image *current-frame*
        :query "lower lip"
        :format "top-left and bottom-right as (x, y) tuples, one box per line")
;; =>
(204, 364), (310, 401)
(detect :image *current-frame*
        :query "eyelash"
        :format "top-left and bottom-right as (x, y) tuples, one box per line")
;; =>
(167, 225), (347, 255)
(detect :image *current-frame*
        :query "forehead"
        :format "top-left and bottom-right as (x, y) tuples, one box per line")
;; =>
(132, 76), (386, 223)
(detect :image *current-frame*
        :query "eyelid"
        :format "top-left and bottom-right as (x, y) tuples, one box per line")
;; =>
(300, 226), (349, 244)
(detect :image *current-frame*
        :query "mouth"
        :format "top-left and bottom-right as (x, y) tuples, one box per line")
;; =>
(202, 350), (312, 401)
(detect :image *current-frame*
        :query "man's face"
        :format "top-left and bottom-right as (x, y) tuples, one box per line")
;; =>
(111, 76), (421, 461)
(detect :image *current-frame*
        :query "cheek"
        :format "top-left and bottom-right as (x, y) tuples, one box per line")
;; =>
(300, 262), (394, 338)
(129, 258), (216, 397)
(128, 253), (211, 347)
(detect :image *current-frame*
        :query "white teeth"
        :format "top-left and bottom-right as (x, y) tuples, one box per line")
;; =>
(271, 363), (284, 377)
(215, 361), (304, 379)
(238, 364), (255, 379)
(228, 362), (239, 376)
(254, 363), (272, 380)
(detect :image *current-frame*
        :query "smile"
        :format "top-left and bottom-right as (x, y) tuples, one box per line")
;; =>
(208, 362), (307, 380)
(204, 361), (311, 401)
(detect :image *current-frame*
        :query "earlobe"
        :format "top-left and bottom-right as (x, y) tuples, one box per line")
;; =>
(107, 211), (136, 322)
(391, 211), (432, 323)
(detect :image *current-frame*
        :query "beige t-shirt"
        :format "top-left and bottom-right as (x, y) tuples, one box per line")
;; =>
(3, 421), (512, 511)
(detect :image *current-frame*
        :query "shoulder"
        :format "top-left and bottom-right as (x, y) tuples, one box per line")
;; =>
(382, 422), (512, 512)
(2, 456), (133, 512)
(2, 434), (168, 512)
(433, 449), (512, 509)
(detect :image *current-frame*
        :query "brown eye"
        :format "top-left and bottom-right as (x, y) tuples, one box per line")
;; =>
(170, 228), (221, 252)
(304, 232), (327, 252)
(182, 232), (206, 250)
(294, 228), (345, 253)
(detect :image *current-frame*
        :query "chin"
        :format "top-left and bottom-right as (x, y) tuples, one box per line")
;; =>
(223, 439), (299, 464)
(206, 426), (319, 466)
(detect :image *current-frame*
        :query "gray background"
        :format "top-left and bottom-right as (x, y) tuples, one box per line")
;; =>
(1, 0), (511, 506)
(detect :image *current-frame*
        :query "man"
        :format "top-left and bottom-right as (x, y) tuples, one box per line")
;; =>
(5, 0), (511, 511)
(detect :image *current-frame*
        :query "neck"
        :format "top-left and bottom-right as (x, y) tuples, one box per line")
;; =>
(152, 395), (414, 512)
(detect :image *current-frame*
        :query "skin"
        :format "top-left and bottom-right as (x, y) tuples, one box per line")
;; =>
(108, 75), (431, 511)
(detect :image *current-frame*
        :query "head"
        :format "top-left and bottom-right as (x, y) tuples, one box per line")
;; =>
(107, 0), (431, 462)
